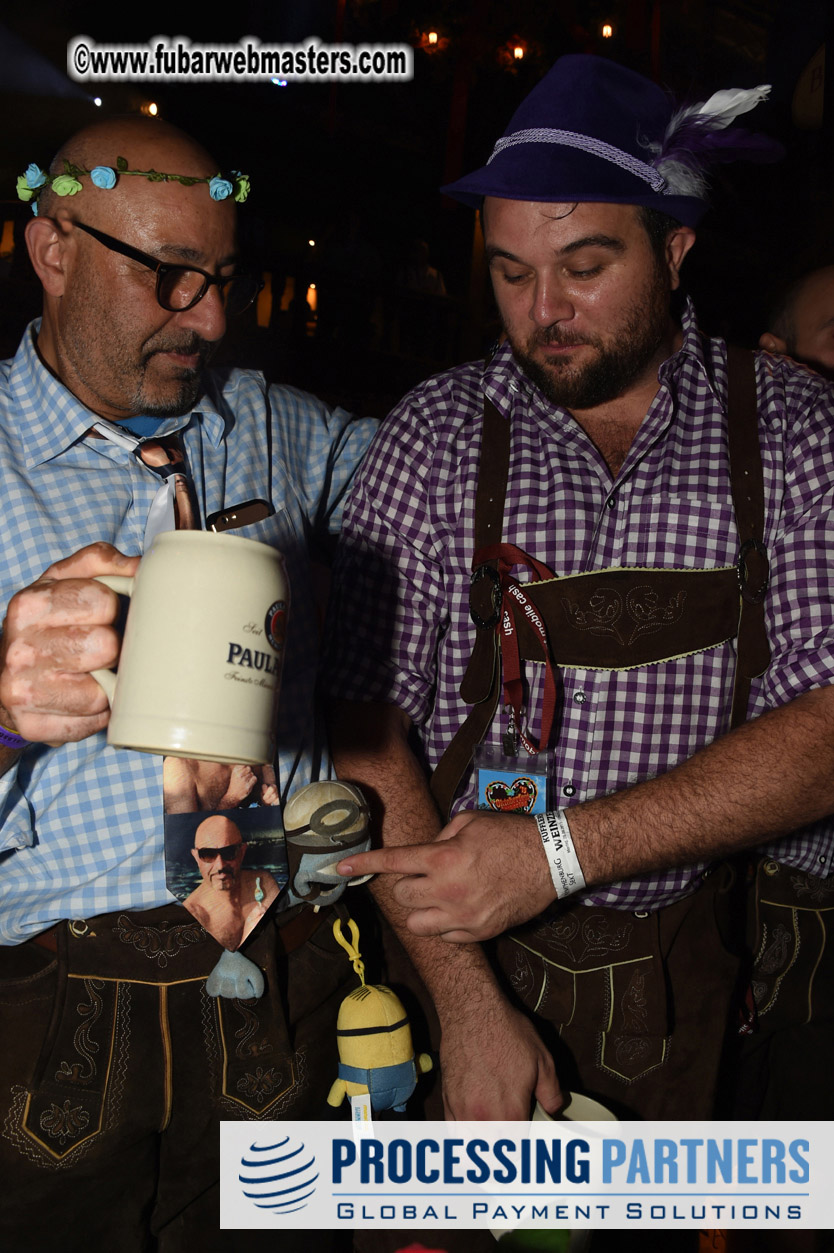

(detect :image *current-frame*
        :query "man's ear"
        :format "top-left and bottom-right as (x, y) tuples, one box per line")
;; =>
(25, 216), (71, 297)
(759, 331), (788, 355)
(666, 226), (696, 291)
(191, 847), (201, 867)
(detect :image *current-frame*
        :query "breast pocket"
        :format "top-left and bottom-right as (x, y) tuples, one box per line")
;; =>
(643, 497), (738, 569)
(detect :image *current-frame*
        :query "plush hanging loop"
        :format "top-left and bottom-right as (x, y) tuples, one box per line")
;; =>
(332, 916), (366, 985)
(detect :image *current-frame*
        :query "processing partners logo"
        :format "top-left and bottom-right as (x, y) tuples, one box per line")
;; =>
(239, 1134), (318, 1217)
(222, 1120), (826, 1230)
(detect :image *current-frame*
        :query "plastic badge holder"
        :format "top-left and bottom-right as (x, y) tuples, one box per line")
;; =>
(475, 743), (550, 816)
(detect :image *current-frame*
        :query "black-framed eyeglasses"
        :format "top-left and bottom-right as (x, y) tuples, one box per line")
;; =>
(71, 220), (263, 316)
(196, 844), (244, 862)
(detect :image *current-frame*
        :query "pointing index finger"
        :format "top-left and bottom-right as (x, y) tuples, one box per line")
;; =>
(337, 845), (432, 878)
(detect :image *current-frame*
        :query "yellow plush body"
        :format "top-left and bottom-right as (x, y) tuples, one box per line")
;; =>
(327, 983), (433, 1112)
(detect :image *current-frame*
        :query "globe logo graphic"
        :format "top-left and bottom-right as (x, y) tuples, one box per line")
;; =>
(239, 1135), (319, 1215)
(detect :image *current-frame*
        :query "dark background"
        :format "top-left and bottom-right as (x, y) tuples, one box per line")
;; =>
(2, 0), (832, 416)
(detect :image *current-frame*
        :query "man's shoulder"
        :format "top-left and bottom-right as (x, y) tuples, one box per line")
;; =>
(404, 355), (486, 397)
(386, 356), (493, 434)
(680, 326), (834, 426)
(202, 365), (361, 428)
(755, 346), (834, 392)
(754, 348), (834, 427)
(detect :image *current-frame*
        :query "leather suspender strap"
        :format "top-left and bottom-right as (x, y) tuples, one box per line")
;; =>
(429, 398), (510, 815)
(430, 349), (771, 817)
(725, 346), (771, 728)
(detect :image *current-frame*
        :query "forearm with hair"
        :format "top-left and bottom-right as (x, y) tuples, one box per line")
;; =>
(569, 685), (834, 885)
(327, 700), (505, 1011)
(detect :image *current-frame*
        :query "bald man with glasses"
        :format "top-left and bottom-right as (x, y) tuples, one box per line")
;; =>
(185, 815), (280, 950)
(0, 117), (375, 1252)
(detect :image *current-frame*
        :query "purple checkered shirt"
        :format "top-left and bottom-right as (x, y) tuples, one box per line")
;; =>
(324, 301), (834, 910)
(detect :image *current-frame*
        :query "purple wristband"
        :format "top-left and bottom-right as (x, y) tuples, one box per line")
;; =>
(0, 723), (31, 750)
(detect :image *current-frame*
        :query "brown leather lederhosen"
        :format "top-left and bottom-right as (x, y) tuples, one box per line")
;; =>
(426, 347), (772, 1118)
(431, 345), (770, 818)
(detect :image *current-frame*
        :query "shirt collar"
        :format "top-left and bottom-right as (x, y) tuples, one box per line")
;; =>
(658, 296), (721, 401)
(482, 338), (527, 412)
(9, 320), (227, 468)
(482, 295), (721, 414)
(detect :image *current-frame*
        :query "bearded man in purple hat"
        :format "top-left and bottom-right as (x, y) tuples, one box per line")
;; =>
(324, 55), (834, 1138)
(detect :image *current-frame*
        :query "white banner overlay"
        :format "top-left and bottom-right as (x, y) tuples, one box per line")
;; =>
(220, 1120), (830, 1230)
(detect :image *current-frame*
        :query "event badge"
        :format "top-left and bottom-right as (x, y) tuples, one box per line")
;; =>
(475, 743), (549, 815)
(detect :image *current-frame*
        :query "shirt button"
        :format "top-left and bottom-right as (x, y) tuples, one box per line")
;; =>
(819, 855), (827, 866)
(573, 691), (587, 704)
(606, 496), (617, 509)
(562, 783), (576, 797)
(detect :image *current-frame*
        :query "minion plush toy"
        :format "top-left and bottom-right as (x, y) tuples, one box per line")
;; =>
(327, 917), (433, 1114)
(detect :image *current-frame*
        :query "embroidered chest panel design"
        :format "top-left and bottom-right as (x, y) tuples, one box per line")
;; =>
(514, 566), (740, 670)
(560, 585), (687, 648)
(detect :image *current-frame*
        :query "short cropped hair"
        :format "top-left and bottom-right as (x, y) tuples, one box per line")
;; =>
(638, 207), (684, 264)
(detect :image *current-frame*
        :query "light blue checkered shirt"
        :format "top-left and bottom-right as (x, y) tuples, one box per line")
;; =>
(0, 322), (376, 942)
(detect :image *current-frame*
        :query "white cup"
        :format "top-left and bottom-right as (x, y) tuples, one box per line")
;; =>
(532, 1093), (618, 1123)
(93, 530), (289, 764)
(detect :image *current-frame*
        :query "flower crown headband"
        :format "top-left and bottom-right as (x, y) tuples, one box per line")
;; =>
(16, 157), (250, 215)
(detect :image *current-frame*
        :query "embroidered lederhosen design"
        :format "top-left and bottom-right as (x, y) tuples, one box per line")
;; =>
(431, 347), (770, 1088)
(746, 859), (834, 1028)
(2, 907), (325, 1169)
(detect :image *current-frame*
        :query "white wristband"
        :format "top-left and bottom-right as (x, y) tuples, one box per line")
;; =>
(535, 810), (586, 900)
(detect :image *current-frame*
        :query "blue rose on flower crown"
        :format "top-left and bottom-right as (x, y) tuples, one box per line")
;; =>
(15, 156), (251, 214)
(90, 166), (117, 190)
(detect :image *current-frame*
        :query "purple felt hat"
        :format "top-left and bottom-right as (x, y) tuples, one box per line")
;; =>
(442, 55), (776, 226)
